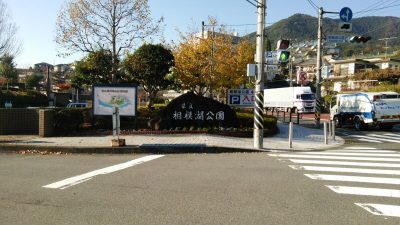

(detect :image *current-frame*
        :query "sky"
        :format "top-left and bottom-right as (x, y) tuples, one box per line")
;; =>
(3, 0), (400, 68)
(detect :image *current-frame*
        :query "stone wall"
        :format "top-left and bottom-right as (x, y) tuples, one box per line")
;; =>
(0, 109), (39, 135)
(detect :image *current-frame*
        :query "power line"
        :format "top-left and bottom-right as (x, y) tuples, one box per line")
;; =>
(355, 1), (400, 16)
(244, 0), (257, 7)
(306, 0), (319, 11)
(355, 0), (393, 17)
(244, 0), (265, 8)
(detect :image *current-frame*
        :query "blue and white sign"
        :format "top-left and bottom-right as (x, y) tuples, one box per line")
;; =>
(265, 51), (278, 64)
(327, 35), (348, 43)
(228, 89), (254, 107)
(340, 7), (353, 22)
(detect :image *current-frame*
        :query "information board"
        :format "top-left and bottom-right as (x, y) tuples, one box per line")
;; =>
(93, 84), (137, 116)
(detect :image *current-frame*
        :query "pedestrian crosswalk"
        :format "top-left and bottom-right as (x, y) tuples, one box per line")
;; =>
(340, 132), (400, 143)
(269, 148), (400, 218)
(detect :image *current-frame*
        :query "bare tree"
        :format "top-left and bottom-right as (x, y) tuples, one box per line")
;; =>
(0, 0), (21, 57)
(56, 0), (162, 83)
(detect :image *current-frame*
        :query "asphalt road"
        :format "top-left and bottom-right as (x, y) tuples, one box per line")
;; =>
(1, 151), (399, 225)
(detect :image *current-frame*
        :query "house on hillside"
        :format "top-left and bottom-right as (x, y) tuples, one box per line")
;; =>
(16, 68), (35, 83)
(325, 57), (400, 92)
(366, 58), (400, 70)
(34, 62), (54, 72)
(328, 58), (379, 78)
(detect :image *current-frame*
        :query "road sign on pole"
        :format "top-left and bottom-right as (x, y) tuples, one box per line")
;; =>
(265, 51), (278, 64)
(339, 7), (352, 22)
(298, 71), (307, 85)
(327, 35), (348, 43)
(338, 22), (352, 32)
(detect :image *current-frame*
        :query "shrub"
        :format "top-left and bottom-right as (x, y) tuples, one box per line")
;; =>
(368, 83), (400, 93)
(0, 90), (48, 108)
(54, 108), (91, 133)
(236, 111), (277, 130)
(51, 103), (278, 135)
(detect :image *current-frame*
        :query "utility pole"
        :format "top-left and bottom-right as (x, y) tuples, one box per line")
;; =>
(202, 21), (205, 39)
(315, 7), (323, 128)
(378, 37), (398, 59)
(289, 41), (293, 87)
(202, 20), (215, 99)
(210, 24), (215, 99)
(46, 66), (52, 99)
(315, 8), (340, 128)
(254, 0), (266, 149)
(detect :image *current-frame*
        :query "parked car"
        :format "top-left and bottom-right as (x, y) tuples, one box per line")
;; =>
(66, 102), (88, 108)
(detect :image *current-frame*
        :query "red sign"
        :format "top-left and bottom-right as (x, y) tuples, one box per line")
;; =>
(298, 71), (307, 85)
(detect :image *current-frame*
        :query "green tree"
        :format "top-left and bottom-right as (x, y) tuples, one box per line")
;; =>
(0, 54), (17, 90)
(71, 50), (114, 88)
(25, 73), (44, 90)
(56, 0), (162, 83)
(123, 44), (175, 108)
(173, 19), (255, 96)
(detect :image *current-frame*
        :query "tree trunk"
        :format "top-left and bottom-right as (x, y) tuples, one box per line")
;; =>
(111, 3), (117, 84)
(147, 91), (157, 109)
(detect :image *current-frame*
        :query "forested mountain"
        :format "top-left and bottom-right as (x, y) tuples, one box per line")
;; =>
(246, 14), (400, 56)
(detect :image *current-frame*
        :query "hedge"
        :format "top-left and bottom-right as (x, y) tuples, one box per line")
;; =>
(52, 106), (278, 135)
(0, 90), (48, 108)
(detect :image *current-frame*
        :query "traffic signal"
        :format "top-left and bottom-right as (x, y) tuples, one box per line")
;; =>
(276, 40), (290, 49)
(277, 51), (290, 63)
(276, 40), (290, 63)
(350, 36), (371, 43)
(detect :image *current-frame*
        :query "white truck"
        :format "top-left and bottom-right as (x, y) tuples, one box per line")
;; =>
(264, 87), (315, 113)
(330, 92), (400, 131)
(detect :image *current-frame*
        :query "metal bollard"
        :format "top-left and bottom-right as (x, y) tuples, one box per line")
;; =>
(328, 120), (332, 136)
(296, 112), (300, 124)
(324, 122), (328, 144)
(289, 122), (293, 148)
(332, 121), (336, 141)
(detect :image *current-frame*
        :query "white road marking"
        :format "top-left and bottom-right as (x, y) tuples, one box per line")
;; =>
(305, 174), (400, 185)
(357, 138), (382, 143)
(289, 165), (400, 175)
(349, 134), (400, 143)
(330, 150), (396, 153)
(43, 155), (165, 189)
(268, 154), (400, 162)
(355, 203), (400, 218)
(326, 186), (400, 198)
(368, 133), (400, 140)
(290, 159), (400, 168)
(344, 147), (377, 150)
(298, 152), (400, 157)
(382, 133), (400, 138)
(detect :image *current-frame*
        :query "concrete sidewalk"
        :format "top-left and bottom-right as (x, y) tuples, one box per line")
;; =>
(0, 122), (344, 154)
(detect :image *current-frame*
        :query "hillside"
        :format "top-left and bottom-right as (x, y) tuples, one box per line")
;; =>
(246, 14), (400, 56)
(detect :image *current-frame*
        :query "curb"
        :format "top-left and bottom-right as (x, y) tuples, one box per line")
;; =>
(0, 144), (266, 154)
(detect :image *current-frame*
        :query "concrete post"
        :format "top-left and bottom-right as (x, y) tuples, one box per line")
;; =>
(39, 109), (54, 137)
(289, 122), (293, 148)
